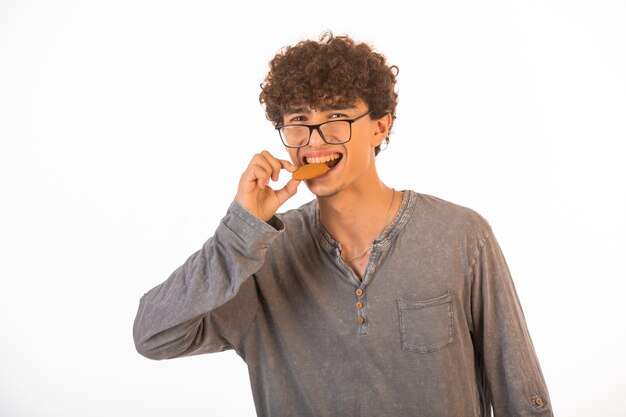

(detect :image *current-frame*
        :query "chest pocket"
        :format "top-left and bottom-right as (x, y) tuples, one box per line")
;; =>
(397, 291), (454, 353)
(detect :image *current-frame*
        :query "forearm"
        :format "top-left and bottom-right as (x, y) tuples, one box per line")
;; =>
(133, 201), (282, 360)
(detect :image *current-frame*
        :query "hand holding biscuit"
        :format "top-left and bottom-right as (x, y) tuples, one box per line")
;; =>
(236, 151), (302, 222)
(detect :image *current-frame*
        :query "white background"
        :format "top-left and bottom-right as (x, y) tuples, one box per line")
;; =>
(1, 0), (625, 416)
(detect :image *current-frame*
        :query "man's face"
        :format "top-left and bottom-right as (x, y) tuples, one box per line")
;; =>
(282, 99), (388, 198)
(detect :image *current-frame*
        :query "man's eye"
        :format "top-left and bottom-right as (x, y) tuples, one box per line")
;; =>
(291, 116), (305, 123)
(329, 113), (348, 119)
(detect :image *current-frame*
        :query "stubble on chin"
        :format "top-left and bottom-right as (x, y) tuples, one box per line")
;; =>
(309, 184), (344, 200)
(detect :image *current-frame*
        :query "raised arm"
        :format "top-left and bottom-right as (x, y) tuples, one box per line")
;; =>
(133, 151), (300, 359)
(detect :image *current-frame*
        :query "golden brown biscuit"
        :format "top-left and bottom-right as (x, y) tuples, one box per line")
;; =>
(292, 163), (330, 180)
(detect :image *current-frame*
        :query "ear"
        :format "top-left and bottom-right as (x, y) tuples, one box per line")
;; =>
(371, 113), (392, 148)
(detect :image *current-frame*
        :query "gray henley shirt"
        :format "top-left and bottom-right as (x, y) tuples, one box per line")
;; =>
(133, 190), (553, 416)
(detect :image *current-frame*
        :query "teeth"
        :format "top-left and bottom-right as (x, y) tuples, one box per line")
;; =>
(306, 154), (341, 164)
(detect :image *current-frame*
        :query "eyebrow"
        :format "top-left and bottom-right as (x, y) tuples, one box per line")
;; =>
(284, 102), (357, 115)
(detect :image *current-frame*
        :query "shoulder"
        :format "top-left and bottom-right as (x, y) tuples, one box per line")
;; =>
(406, 191), (492, 241)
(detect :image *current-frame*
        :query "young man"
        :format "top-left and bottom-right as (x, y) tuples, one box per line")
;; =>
(134, 32), (553, 416)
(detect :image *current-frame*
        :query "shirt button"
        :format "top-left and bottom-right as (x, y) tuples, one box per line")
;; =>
(355, 288), (364, 297)
(357, 315), (366, 324)
(533, 397), (544, 407)
(355, 301), (363, 309)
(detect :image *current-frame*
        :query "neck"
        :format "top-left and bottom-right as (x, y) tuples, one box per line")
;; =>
(318, 180), (397, 257)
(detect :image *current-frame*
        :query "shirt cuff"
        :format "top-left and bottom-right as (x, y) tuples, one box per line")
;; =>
(225, 200), (284, 238)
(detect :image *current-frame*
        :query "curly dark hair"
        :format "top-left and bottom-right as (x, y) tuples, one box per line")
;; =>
(259, 31), (399, 155)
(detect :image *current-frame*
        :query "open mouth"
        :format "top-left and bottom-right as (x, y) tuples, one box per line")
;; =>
(304, 153), (343, 170)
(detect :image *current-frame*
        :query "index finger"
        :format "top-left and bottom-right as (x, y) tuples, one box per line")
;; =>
(260, 151), (292, 182)
(279, 158), (297, 173)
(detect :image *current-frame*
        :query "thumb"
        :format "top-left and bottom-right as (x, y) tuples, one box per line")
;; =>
(274, 178), (301, 206)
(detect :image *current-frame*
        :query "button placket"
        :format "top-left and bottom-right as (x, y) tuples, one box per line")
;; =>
(355, 287), (367, 335)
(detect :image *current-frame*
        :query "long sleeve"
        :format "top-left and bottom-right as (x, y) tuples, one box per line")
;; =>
(133, 201), (283, 360)
(470, 229), (553, 416)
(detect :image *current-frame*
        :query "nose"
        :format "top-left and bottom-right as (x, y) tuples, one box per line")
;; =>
(308, 126), (325, 147)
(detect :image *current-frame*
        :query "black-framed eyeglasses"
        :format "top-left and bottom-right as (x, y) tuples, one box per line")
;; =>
(275, 111), (372, 148)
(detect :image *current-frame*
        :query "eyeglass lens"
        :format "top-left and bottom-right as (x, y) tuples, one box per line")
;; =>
(280, 121), (350, 147)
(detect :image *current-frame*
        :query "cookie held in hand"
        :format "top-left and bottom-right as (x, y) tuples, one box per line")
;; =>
(292, 163), (330, 180)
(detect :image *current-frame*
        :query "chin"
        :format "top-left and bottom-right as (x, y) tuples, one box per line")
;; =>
(307, 183), (343, 199)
